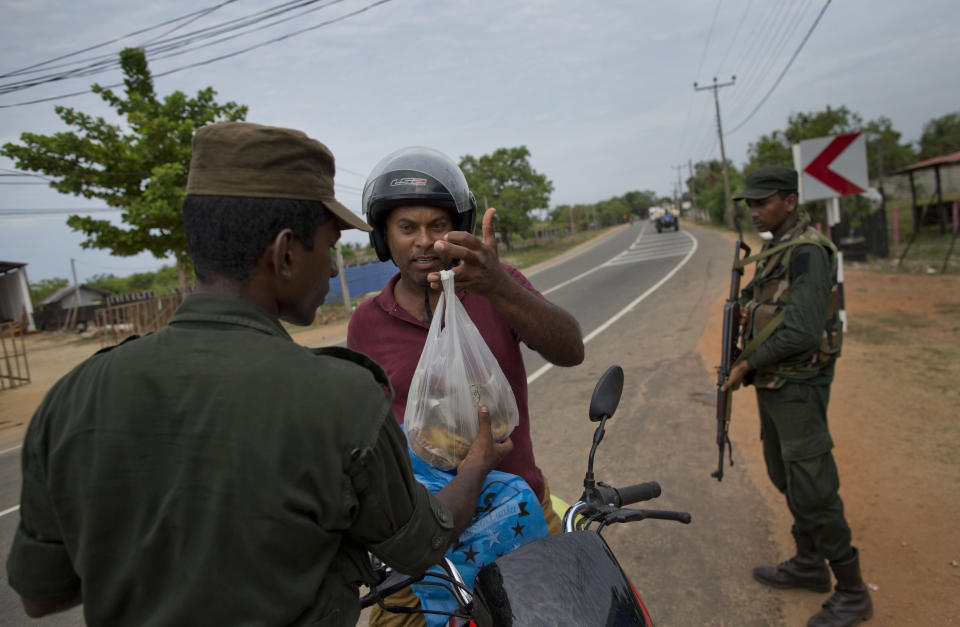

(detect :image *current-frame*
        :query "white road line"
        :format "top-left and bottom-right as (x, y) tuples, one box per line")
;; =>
(0, 444), (22, 456)
(0, 504), (19, 518)
(528, 229), (699, 385)
(605, 251), (689, 266)
(615, 241), (691, 256)
(541, 222), (650, 296)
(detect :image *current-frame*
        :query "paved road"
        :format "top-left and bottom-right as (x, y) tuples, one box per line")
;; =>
(0, 221), (788, 625)
(525, 221), (786, 625)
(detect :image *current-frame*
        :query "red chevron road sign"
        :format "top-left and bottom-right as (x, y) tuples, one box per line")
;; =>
(792, 133), (869, 202)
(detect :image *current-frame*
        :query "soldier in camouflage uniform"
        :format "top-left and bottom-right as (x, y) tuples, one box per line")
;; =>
(722, 166), (872, 626)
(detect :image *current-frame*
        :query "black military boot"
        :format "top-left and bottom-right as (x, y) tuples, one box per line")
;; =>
(753, 527), (831, 592)
(807, 548), (873, 626)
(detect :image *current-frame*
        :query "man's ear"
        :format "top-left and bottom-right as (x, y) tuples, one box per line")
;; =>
(269, 228), (297, 280)
(786, 192), (799, 213)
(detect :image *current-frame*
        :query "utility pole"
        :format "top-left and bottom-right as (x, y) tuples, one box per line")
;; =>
(694, 76), (736, 228)
(63, 258), (80, 332)
(335, 242), (352, 313)
(671, 164), (684, 215)
(688, 159), (697, 216)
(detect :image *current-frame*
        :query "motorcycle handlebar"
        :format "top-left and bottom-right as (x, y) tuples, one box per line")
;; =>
(605, 508), (693, 526)
(612, 482), (662, 506)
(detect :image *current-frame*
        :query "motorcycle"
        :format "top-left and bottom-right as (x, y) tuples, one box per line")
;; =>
(360, 365), (692, 626)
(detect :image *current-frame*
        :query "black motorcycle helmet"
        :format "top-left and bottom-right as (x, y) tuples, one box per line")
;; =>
(362, 146), (477, 262)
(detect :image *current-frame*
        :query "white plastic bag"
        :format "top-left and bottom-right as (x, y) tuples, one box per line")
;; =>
(404, 270), (519, 469)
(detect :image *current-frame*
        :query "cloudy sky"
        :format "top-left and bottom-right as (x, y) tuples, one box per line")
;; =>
(1, 0), (957, 282)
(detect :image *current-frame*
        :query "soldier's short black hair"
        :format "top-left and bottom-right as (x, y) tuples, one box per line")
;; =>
(183, 195), (329, 282)
(776, 190), (797, 201)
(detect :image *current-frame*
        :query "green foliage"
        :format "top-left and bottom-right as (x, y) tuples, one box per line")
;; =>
(29, 277), (69, 304)
(745, 106), (918, 182)
(689, 159), (742, 225)
(745, 132), (794, 171)
(745, 105), (863, 175)
(548, 190), (657, 231)
(459, 146), (554, 248)
(1, 48), (247, 289)
(918, 112), (960, 160)
(741, 105), (919, 225)
(85, 264), (190, 295)
(622, 190), (659, 218)
(863, 116), (917, 179)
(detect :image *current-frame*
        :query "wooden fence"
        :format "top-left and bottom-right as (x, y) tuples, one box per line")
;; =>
(95, 292), (187, 348)
(0, 314), (31, 391)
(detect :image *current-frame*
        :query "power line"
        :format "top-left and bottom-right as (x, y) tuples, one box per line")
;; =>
(0, 1), (331, 94)
(694, 0), (723, 83)
(732, 0), (812, 109)
(727, 0), (832, 135)
(0, 208), (121, 216)
(336, 166), (368, 179)
(0, 0), (395, 109)
(0, 0), (239, 79)
(713, 0), (753, 78)
(728, 1), (782, 81)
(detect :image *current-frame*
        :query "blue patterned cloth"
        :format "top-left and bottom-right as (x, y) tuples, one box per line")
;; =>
(408, 450), (549, 626)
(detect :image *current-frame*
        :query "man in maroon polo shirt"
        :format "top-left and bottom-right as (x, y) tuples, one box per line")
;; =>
(349, 146), (584, 512)
(348, 148), (584, 624)
(347, 147), (583, 516)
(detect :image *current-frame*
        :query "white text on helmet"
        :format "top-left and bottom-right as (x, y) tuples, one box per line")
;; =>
(390, 177), (428, 186)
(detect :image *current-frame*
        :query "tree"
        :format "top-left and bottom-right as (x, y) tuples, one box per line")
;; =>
(862, 116), (916, 182)
(459, 146), (553, 249)
(746, 106), (916, 182)
(29, 278), (69, 305)
(2, 48), (247, 290)
(743, 106), (917, 225)
(918, 112), (960, 160)
(86, 264), (187, 295)
(746, 105), (863, 175)
(690, 159), (742, 225)
(621, 190), (659, 219)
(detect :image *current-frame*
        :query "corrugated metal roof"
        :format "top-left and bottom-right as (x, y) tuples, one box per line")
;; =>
(39, 284), (112, 306)
(0, 261), (27, 276)
(891, 151), (960, 174)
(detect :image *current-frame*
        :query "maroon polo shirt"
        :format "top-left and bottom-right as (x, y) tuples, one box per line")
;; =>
(347, 264), (545, 501)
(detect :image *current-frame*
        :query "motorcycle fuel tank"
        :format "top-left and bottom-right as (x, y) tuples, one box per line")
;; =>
(471, 530), (650, 626)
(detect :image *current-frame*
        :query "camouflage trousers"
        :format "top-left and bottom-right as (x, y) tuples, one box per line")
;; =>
(757, 382), (853, 562)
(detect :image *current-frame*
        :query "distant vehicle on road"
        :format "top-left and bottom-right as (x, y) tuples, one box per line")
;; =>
(650, 207), (679, 233)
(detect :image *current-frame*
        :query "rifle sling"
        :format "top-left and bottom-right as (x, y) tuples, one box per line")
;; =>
(723, 308), (786, 424)
(734, 238), (805, 270)
(719, 236), (794, 458)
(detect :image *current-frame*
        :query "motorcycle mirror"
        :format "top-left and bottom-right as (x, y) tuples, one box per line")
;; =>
(589, 365), (624, 422)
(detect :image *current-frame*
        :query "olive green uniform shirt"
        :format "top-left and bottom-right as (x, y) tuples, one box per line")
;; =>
(739, 220), (835, 385)
(7, 293), (454, 626)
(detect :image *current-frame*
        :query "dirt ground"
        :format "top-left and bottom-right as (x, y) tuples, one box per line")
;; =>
(696, 232), (960, 625)
(1, 238), (958, 624)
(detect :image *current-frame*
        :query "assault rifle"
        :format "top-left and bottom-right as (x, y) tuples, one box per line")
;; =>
(713, 214), (751, 481)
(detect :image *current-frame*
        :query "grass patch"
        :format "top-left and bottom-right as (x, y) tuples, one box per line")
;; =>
(851, 311), (927, 345)
(499, 227), (615, 270)
(934, 302), (960, 316)
(851, 309), (960, 394)
(878, 196), (960, 274)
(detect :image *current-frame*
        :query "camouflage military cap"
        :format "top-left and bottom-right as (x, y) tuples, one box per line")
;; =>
(733, 165), (798, 201)
(186, 122), (371, 232)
